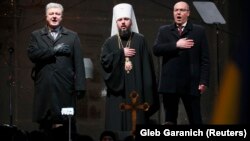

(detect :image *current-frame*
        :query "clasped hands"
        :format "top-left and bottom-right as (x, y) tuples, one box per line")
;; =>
(176, 38), (194, 49)
(53, 43), (71, 56)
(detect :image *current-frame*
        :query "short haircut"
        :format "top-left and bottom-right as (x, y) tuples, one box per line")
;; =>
(45, 2), (64, 15)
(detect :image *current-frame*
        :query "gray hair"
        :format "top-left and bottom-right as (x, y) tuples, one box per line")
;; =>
(45, 2), (64, 15)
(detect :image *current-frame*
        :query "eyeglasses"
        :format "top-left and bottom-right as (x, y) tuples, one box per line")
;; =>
(174, 9), (189, 12)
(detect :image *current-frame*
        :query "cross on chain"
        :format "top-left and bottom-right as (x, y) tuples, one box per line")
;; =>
(120, 91), (150, 137)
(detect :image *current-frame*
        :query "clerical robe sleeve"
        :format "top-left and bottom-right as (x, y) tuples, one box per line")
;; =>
(100, 37), (125, 95)
(140, 38), (159, 117)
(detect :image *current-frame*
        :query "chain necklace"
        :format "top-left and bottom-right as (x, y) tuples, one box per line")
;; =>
(117, 33), (132, 74)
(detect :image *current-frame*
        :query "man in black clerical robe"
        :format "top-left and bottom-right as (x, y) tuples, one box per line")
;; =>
(100, 3), (158, 136)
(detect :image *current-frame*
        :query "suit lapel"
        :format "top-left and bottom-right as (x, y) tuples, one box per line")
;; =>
(40, 26), (67, 44)
(39, 26), (68, 46)
(55, 27), (68, 43)
(39, 27), (54, 47)
(42, 34), (54, 45)
(170, 21), (194, 38)
(54, 34), (62, 42)
(170, 24), (179, 38)
(182, 22), (193, 37)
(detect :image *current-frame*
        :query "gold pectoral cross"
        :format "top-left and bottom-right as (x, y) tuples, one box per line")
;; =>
(117, 34), (133, 74)
(125, 57), (133, 74)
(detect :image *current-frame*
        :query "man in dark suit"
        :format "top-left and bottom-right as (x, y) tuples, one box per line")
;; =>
(27, 2), (86, 133)
(153, 1), (209, 124)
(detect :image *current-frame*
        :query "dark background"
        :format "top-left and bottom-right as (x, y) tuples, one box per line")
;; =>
(0, 0), (245, 140)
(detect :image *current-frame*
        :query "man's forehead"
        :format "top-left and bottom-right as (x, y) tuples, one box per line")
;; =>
(117, 17), (131, 20)
(47, 8), (62, 12)
(174, 2), (189, 9)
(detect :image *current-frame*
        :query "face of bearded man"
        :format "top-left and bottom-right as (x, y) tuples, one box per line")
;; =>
(116, 17), (132, 38)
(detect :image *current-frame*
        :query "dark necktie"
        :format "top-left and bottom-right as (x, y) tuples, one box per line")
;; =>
(178, 26), (183, 36)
